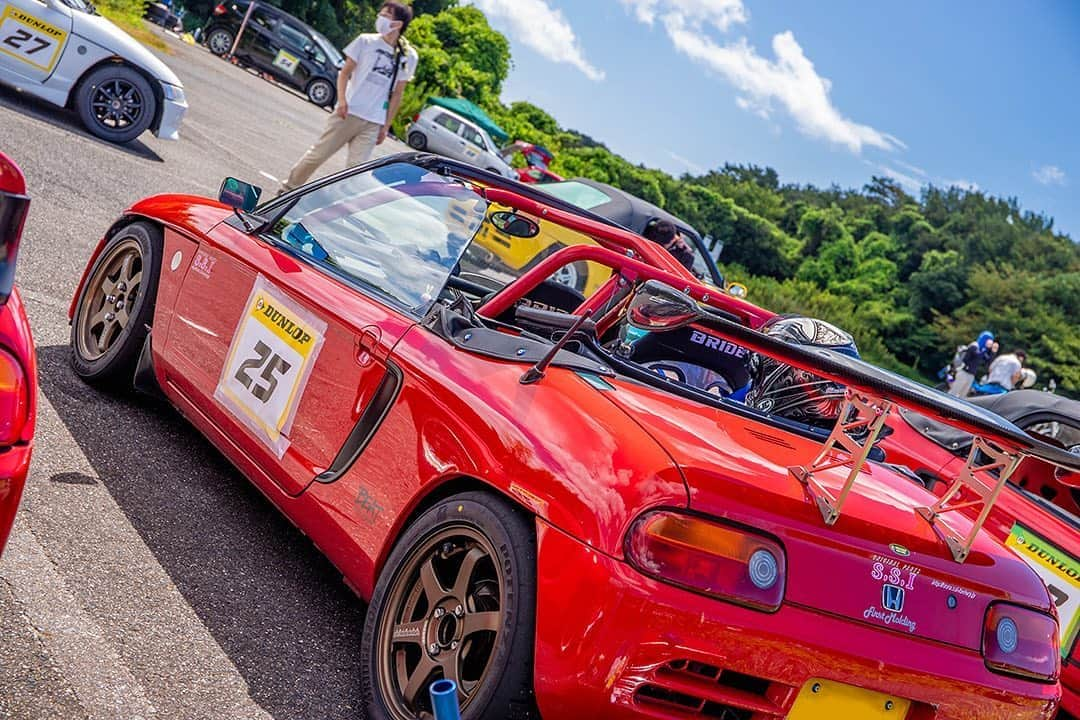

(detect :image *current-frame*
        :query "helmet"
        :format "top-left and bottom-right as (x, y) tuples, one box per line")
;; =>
(1019, 367), (1037, 389)
(745, 316), (859, 427)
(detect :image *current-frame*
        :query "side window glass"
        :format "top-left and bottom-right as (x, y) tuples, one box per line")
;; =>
(278, 24), (310, 51)
(435, 113), (461, 133)
(461, 125), (485, 150)
(252, 9), (277, 31)
(266, 163), (488, 316)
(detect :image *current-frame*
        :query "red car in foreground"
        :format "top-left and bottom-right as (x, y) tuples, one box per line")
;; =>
(0, 153), (37, 557)
(69, 153), (1077, 719)
(882, 393), (1080, 719)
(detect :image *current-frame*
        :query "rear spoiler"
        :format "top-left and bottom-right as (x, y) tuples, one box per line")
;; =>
(678, 284), (1080, 562)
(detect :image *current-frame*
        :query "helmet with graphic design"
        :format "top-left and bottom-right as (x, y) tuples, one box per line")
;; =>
(745, 316), (860, 427)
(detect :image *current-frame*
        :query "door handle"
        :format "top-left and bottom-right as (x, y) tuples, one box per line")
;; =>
(355, 325), (381, 367)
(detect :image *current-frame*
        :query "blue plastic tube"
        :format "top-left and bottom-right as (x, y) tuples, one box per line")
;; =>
(429, 679), (461, 720)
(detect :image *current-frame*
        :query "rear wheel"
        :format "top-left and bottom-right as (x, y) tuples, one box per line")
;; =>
(206, 27), (234, 56)
(407, 131), (427, 150)
(70, 222), (162, 387)
(75, 65), (156, 144)
(361, 492), (538, 720)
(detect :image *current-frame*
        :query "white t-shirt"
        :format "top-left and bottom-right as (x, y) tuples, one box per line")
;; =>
(342, 34), (418, 125)
(986, 353), (1022, 389)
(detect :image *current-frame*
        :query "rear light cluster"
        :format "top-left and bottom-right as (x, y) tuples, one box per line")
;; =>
(0, 348), (28, 446)
(212, 3), (227, 14)
(626, 511), (786, 612)
(983, 602), (1060, 682)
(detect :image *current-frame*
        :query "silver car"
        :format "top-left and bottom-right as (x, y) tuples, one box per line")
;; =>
(0, 0), (187, 143)
(405, 105), (515, 179)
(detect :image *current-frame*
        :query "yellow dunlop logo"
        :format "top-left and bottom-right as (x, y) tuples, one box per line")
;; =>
(8, 9), (63, 37)
(252, 295), (314, 352)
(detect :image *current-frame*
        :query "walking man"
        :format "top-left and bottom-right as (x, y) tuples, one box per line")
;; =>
(280, 2), (418, 194)
(948, 331), (996, 397)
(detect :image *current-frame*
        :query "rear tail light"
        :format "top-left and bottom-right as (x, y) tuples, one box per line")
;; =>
(983, 602), (1059, 682)
(412, 113), (420, 123)
(0, 348), (27, 446)
(0, 189), (29, 306)
(626, 511), (786, 612)
(212, 3), (226, 14)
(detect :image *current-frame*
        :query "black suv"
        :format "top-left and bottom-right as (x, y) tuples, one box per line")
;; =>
(202, 0), (344, 107)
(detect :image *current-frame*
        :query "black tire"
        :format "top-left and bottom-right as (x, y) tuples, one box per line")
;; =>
(206, 27), (234, 56)
(306, 78), (335, 107)
(361, 491), (538, 720)
(74, 65), (156, 144)
(407, 131), (427, 150)
(70, 222), (162, 387)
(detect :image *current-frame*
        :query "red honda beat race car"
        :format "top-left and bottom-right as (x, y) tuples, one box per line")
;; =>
(0, 153), (36, 557)
(880, 391), (1080, 719)
(69, 153), (1079, 720)
(0, 152), (37, 557)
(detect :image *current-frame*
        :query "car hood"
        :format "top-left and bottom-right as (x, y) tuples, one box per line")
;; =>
(72, 11), (182, 86)
(601, 377), (1053, 651)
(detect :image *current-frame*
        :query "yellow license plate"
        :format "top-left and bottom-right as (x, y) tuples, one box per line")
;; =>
(788, 678), (911, 719)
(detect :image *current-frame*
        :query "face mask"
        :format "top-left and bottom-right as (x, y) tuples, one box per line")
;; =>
(375, 16), (396, 36)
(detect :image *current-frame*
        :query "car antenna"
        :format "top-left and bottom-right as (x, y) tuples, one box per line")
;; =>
(233, 207), (256, 233)
(520, 309), (594, 385)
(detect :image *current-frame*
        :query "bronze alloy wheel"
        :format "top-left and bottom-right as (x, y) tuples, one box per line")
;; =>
(75, 237), (144, 362)
(376, 525), (504, 718)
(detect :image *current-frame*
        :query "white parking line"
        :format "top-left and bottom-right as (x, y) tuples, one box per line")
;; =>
(259, 171), (280, 184)
(0, 394), (273, 720)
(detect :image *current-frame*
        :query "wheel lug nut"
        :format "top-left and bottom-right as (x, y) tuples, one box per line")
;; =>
(115, 301), (125, 311)
(117, 282), (127, 292)
(428, 643), (440, 655)
(433, 607), (445, 618)
(105, 312), (116, 321)
(454, 605), (464, 617)
(451, 641), (458, 650)
(106, 294), (116, 303)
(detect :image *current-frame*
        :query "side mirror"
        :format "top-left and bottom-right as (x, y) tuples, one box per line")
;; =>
(218, 177), (261, 212)
(726, 282), (748, 299)
(626, 280), (701, 332)
(489, 211), (539, 238)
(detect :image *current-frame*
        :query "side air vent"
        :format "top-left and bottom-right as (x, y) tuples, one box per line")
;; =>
(744, 428), (796, 450)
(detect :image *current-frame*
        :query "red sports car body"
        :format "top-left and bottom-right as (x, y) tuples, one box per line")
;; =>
(883, 398), (1080, 718)
(69, 154), (1076, 720)
(0, 152), (37, 557)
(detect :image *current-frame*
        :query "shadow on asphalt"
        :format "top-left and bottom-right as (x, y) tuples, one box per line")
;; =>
(0, 86), (164, 163)
(38, 344), (368, 720)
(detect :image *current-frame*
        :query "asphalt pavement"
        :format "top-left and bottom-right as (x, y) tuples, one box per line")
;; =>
(0, 25), (410, 720)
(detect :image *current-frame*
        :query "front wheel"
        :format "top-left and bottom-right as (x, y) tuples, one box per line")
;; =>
(70, 222), (162, 386)
(74, 65), (156, 144)
(361, 492), (538, 720)
(306, 78), (334, 107)
(407, 131), (427, 150)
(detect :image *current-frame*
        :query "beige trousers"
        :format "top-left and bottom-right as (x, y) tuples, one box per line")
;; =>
(282, 113), (381, 192)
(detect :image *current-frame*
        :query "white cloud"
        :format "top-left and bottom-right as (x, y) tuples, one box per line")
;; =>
(942, 178), (979, 192)
(893, 160), (928, 178)
(1033, 165), (1066, 186)
(662, 18), (903, 154)
(668, 151), (706, 174)
(621, 0), (748, 32)
(873, 163), (923, 195)
(466, 0), (604, 81)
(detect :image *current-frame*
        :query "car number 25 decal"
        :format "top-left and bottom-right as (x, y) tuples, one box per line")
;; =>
(1006, 523), (1080, 658)
(215, 276), (326, 458)
(0, 6), (66, 72)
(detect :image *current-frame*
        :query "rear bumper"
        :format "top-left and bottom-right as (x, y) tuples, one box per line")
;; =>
(0, 443), (32, 558)
(533, 520), (1059, 720)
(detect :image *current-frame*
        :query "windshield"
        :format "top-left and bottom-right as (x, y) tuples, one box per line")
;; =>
(313, 31), (343, 66)
(266, 163), (487, 316)
(60, 0), (95, 13)
(541, 181), (614, 210)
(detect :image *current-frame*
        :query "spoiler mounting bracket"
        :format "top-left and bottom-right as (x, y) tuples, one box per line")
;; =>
(915, 436), (1021, 563)
(790, 389), (892, 526)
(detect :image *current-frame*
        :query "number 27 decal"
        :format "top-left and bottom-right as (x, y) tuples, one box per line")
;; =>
(3, 28), (49, 53)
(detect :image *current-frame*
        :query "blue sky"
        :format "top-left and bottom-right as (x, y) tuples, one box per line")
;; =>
(469, 0), (1079, 239)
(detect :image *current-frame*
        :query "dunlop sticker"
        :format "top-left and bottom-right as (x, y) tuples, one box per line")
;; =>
(215, 275), (326, 457)
(0, 5), (66, 72)
(1006, 523), (1080, 657)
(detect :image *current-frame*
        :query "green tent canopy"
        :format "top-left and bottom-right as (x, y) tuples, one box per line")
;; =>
(426, 97), (509, 145)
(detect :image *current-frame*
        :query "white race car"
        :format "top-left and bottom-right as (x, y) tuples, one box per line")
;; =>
(0, 0), (186, 143)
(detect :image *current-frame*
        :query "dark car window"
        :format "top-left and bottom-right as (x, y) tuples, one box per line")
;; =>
(251, 7), (278, 31)
(434, 113), (461, 133)
(266, 163), (488, 316)
(278, 23), (311, 52)
(461, 125), (487, 151)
